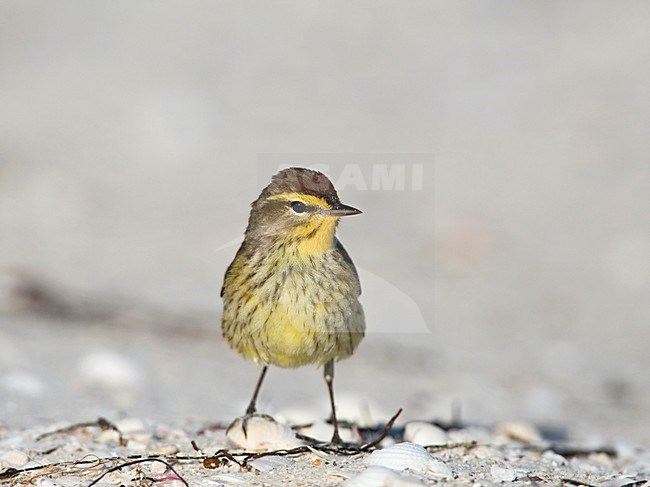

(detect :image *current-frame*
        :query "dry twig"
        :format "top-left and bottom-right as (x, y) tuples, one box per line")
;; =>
(2, 409), (405, 484)
(35, 417), (126, 446)
(87, 457), (189, 487)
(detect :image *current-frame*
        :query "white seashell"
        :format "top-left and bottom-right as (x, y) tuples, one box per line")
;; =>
(365, 442), (452, 478)
(491, 465), (517, 482)
(248, 455), (294, 472)
(226, 415), (303, 451)
(0, 449), (29, 467)
(343, 466), (424, 487)
(366, 442), (431, 473)
(494, 421), (542, 444)
(403, 422), (448, 446)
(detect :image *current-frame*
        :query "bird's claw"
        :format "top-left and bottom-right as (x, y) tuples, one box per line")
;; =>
(228, 412), (276, 439)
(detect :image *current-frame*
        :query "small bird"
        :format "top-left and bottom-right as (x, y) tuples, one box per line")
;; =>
(221, 167), (365, 445)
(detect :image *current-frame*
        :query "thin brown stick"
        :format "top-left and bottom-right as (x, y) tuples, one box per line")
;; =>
(35, 417), (126, 446)
(88, 458), (189, 487)
(0, 457), (111, 480)
(359, 408), (402, 451)
(549, 445), (617, 458)
(213, 448), (247, 468)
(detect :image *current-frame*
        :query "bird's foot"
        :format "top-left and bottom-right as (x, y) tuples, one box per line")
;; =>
(309, 430), (357, 451)
(227, 412), (275, 439)
(329, 430), (343, 448)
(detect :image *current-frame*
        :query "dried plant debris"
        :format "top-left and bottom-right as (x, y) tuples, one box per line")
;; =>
(0, 416), (648, 486)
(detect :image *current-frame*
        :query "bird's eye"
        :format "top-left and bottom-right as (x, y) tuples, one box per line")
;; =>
(290, 201), (307, 214)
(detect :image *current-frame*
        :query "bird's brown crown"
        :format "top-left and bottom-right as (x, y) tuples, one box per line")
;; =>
(261, 167), (340, 207)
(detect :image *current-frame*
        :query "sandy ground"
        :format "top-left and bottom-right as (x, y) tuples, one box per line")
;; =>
(1, 1), (649, 485)
(1, 301), (649, 485)
(1, 409), (649, 486)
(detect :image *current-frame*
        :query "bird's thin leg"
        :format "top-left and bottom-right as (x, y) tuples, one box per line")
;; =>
(324, 359), (342, 446)
(246, 366), (268, 416)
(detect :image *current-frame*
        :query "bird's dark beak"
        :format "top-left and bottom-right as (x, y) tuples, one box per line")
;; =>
(327, 202), (362, 217)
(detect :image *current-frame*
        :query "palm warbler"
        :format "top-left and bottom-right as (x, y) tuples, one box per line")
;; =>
(221, 167), (365, 444)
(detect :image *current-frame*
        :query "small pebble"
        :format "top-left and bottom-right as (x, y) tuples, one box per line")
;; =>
(541, 450), (568, 466)
(126, 439), (149, 451)
(96, 429), (121, 444)
(490, 465), (517, 482)
(589, 452), (614, 466)
(115, 417), (147, 434)
(149, 460), (168, 474)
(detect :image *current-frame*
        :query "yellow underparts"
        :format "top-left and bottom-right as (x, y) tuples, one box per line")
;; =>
(260, 303), (325, 368)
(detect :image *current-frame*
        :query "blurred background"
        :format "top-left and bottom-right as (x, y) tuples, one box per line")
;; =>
(1, 1), (648, 443)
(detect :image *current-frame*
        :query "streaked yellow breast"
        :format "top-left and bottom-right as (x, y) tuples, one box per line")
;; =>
(221, 232), (364, 368)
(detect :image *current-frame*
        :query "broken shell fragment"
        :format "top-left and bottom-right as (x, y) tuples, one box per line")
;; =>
(494, 421), (542, 444)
